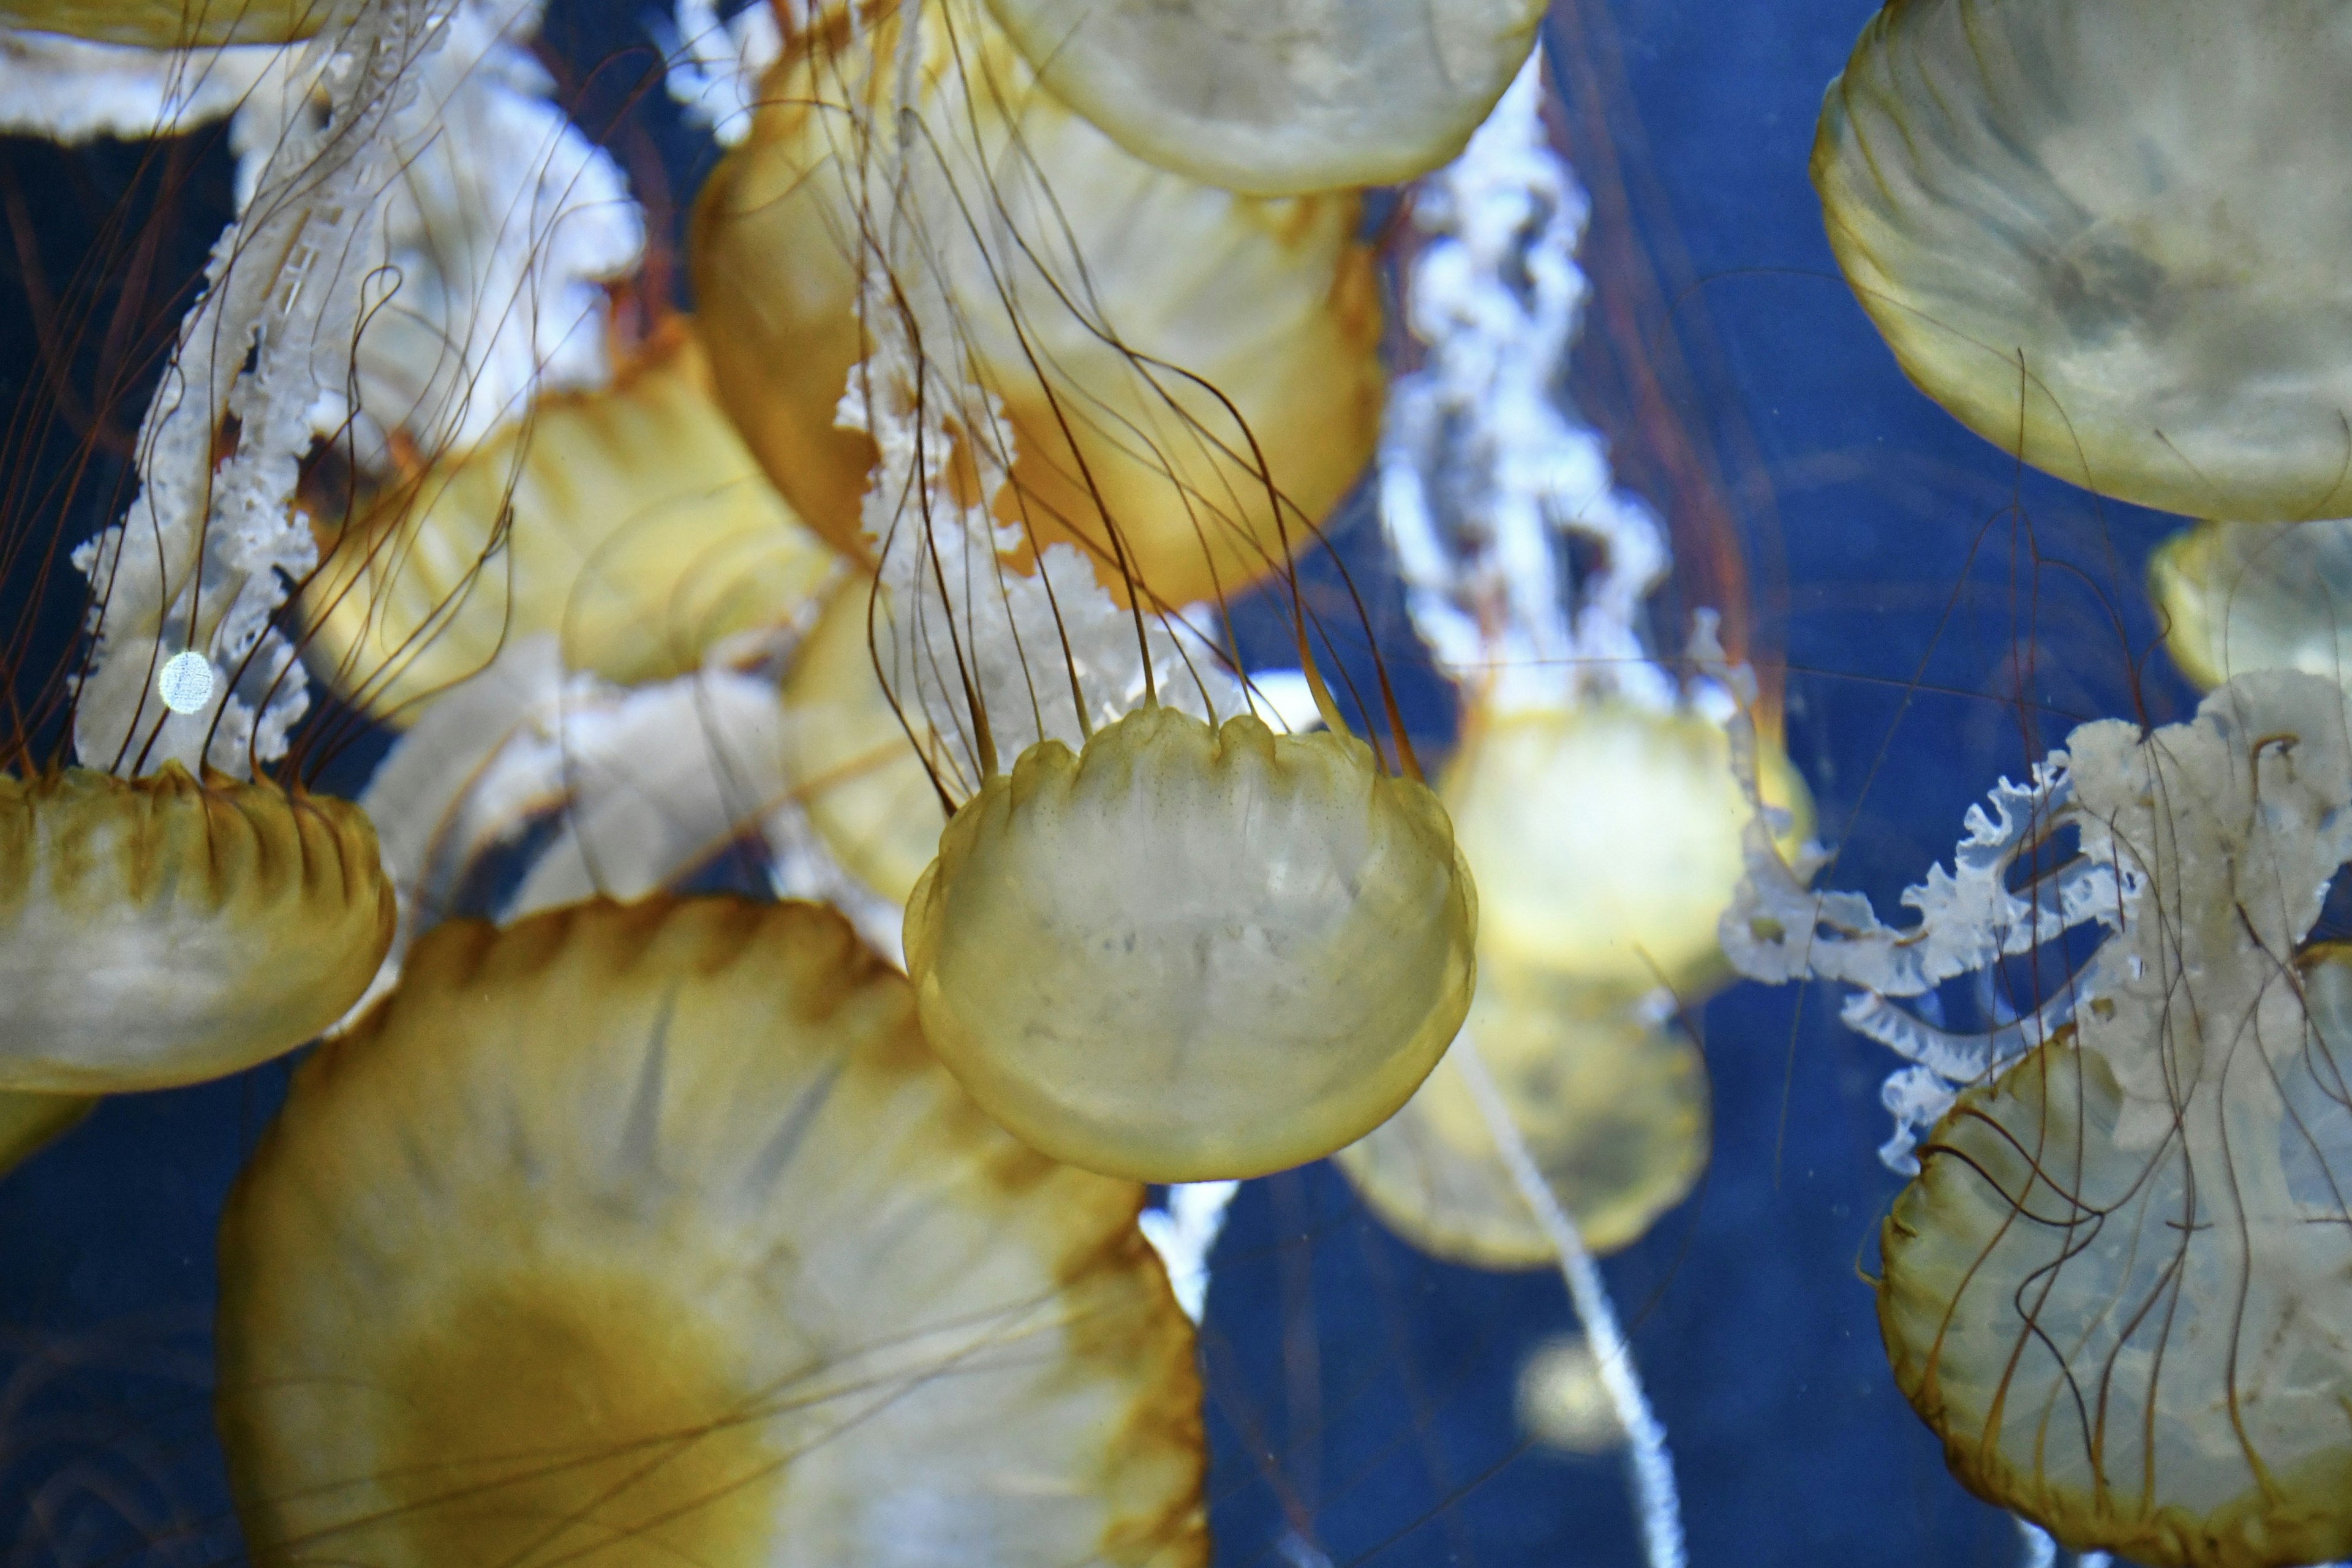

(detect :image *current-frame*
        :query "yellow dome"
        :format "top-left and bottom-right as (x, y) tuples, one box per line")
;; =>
(688, 0), (1382, 609)
(905, 705), (1477, 1182)
(1814, 0), (2352, 521)
(0, 765), (391, 1091)
(1443, 701), (1811, 998)
(1, 0), (327, 46)
(1335, 963), (1706, 1269)
(217, 895), (1206, 1568)
(978, 0), (1545, 195)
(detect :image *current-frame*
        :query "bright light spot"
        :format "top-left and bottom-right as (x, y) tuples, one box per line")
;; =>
(156, 651), (216, 715)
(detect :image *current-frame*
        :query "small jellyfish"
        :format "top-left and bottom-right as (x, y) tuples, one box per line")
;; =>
(1445, 701), (1812, 998)
(1757, 670), (2352, 1565)
(301, 317), (838, 723)
(2149, 517), (2352, 691)
(905, 703), (1478, 1183)
(215, 895), (1207, 1567)
(0, 766), (393, 1091)
(1334, 961), (1706, 1268)
(1813, 0), (2352, 519)
(689, 0), (1383, 608)
(976, 0), (1547, 195)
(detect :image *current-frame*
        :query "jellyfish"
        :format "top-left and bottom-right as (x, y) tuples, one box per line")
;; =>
(300, 317), (840, 724)
(2149, 518), (2352, 692)
(974, 0), (1548, 197)
(1812, 0), (2352, 521)
(1332, 960), (1707, 1268)
(0, 0), (326, 47)
(214, 894), (1207, 1567)
(1725, 662), (2352, 1562)
(688, 0), (1384, 608)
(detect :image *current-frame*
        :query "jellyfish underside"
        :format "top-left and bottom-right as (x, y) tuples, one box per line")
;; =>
(688, 0), (1383, 611)
(1812, 0), (2352, 520)
(1879, 671), (2352, 1567)
(1, 0), (326, 46)
(974, 0), (1548, 196)
(1334, 960), (1706, 1268)
(216, 895), (1206, 1568)
(0, 765), (393, 1093)
(905, 704), (1478, 1183)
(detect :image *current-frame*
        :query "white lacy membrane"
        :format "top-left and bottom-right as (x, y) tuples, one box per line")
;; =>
(230, 0), (643, 466)
(1718, 655), (2352, 1177)
(71, 0), (445, 778)
(69, 0), (642, 780)
(829, 3), (1244, 798)
(657, 0), (781, 148)
(1378, 56), (1673, 718)
(0, 27), (277, 141)
(340, 633), (902, 1027)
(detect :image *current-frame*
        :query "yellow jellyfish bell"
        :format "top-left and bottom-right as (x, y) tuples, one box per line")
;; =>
(0, 765), (392, 1092)
(904, 704), (1478, 1183)
(977, 0), (1547, 196)
(0, 0), (328, 47)
(777, 576), (951, 912)
(0, 1091), (93, 1178)
(688, 0), (1383, 609)
(216, 895), (1206, 1568)
(302, 317), (836, 725)
(1877, 671), (2352, 1567)
(1334, 961), (1706, 1268)
(1444, 701), (1811, 998)
(2149, 517), (2352, 692)
(1814, 0), (2352, 520)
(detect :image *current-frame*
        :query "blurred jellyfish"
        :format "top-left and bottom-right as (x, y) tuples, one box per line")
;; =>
(1812, 0), (2352, 521)
(1725, 661), (2352, 1561)
(216, 894), (1208, 1566)
(1516, 1333), (1626, 1455)
(2149, 518), (2352, 692)
(1335, 961), (1706, 1268)
(0, 25), (277, 141)
(300, 316), (839, 723)
(973, 0), (1546, 196)
(0, 1091), (94, 1178)
(688, 0), (1383, 609)
(1, 0), (328, 48)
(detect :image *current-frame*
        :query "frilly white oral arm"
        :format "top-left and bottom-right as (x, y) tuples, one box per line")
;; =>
(658, 0), (782, 148)
(1379, 55), (1673, 716)
(72, 0), (447, 780)
(1703, 624), (2135, 1172)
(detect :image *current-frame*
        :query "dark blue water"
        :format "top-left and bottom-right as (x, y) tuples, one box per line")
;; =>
(0, 0), (2209, 1563)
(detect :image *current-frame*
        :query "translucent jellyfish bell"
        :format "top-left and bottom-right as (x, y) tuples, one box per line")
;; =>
(1335, 962), (1706, 1268)
(1813, 0), (2352, 520)
(2149, 517), (2352, 692)
(216, 895), (1206, 1567)
(978, 0), (1547, 196)
(302, 319), (837, 724)
(1874, 671), (2352, 1566)
(0, 0), (326, 46)
(904, 704), (1479, 1183)
(0, 766), (393, 1091)
(688, 0), (1382, 608)
(1445, 702), (1811, 997)
(0, 1091), (93, 1178)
